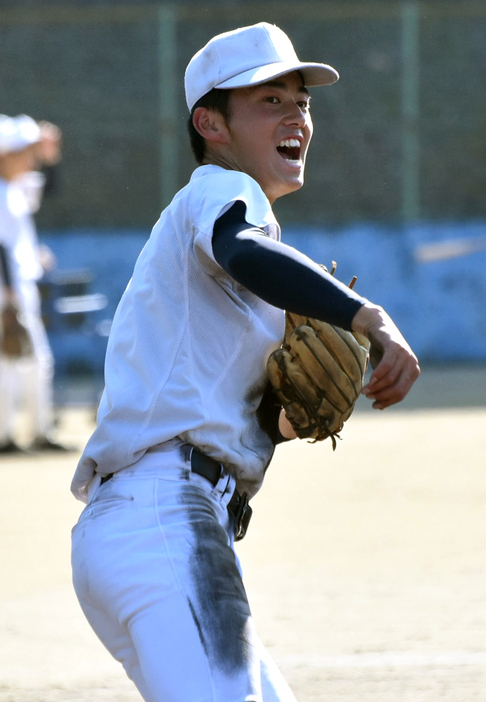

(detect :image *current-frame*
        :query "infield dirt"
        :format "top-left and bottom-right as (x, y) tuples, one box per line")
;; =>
(0, 366), (485, 702)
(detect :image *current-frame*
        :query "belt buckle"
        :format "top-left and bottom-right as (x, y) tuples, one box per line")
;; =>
(234, 492), (252, 542)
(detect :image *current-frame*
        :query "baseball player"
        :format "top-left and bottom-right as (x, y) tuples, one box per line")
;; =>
(0, 115), (71, 453)
(71, 23), (420, 702)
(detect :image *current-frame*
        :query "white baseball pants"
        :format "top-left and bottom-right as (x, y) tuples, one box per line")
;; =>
(0, 281), (54, 446)
(71, 449), (297, 702)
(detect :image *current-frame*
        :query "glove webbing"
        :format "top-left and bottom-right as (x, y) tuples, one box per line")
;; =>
(293, 326), (361, 409)
(273, 351), (342, 448)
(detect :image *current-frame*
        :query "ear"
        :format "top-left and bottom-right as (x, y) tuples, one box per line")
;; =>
(192, 107), (229, 145)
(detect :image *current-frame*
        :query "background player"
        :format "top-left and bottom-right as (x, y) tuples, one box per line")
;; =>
(71, 23), (420, 702)
(0, 114), (72, 453)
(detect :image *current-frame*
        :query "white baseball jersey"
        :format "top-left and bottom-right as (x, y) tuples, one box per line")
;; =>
(71, 165), (285, 502)
(0, 176), (44, 310)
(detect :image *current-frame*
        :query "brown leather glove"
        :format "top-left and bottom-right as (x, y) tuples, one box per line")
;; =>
(267, 265), (369, 449)
(1, 303), (33, 358)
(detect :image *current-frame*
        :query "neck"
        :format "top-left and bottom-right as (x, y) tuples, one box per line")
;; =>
(203, 150), (241, 173)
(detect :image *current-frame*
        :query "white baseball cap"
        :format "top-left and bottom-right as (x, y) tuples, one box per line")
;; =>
(185, 22), (339, 111)
(0, 114), (41, 156)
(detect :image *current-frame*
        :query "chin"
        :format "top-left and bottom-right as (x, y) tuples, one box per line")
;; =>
(283, 177), (305, 196)
(262, 169), (305, 202)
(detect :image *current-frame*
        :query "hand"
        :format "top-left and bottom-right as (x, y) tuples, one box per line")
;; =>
(38, 244), (57, 272)
(35, 122), (62, 166)
(351, 303), (420, 410)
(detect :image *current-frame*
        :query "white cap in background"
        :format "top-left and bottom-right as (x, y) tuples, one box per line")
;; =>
(0, 114), (41, 156)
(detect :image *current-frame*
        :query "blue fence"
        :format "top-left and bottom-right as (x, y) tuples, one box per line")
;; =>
(40, 221), (486, 378)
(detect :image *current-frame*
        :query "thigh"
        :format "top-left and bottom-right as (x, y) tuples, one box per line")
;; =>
(149, 477), (264, 700)
(72, 472), (265, 701)
(75, 594), (157, 702)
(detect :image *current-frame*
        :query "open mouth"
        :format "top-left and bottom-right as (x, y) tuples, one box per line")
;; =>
(276, 138), (301, 163)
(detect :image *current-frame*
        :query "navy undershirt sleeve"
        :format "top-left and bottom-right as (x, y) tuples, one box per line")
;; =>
(212, 200), (366, 331)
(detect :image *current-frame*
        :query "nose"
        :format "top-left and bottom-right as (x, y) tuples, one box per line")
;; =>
(284, 100), (308, 128)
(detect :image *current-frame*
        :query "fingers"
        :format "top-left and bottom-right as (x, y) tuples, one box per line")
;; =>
(352, 302), (420, 409)
(362, 348), (420, 409)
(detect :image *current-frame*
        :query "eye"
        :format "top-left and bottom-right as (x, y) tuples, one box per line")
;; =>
(264, 96), (280, 104)
(298, 100), (311, 111)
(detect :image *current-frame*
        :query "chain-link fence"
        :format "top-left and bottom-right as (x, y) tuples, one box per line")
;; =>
(1, 1), (485, 231)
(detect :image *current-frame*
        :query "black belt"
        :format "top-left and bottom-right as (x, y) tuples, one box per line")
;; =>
(190, 448), (252, 541)
(99, 448), (252, 541)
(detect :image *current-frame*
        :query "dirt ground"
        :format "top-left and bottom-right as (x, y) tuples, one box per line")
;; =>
(0, 365), (485, 702)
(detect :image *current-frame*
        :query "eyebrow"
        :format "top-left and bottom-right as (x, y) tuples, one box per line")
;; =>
(259, 79), (310, 97)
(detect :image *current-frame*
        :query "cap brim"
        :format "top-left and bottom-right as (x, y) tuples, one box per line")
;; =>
(0, 115), (41, 155)
(215, 61), (339, 90)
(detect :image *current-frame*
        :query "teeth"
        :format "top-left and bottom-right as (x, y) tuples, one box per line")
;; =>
(278, 138), (300, 148)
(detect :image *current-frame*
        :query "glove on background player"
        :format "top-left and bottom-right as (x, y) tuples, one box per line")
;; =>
(1, 302), (33, 358)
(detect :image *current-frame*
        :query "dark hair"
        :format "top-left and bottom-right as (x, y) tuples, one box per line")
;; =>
(187, 88), (233, 164)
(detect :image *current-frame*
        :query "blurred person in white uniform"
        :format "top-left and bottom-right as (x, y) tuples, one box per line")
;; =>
(0, 114), (72, 453)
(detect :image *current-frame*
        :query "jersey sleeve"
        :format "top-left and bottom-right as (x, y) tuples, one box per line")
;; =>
(190, 169), (277, 276)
